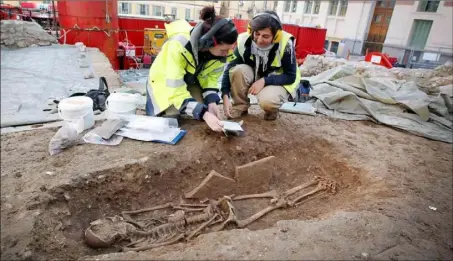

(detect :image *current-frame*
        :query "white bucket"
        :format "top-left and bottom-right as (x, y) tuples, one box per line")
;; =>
(58, 96), (94, 132)
(106, 93), (139, 120)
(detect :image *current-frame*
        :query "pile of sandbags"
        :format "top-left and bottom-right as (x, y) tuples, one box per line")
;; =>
(0, 20), (57, 48)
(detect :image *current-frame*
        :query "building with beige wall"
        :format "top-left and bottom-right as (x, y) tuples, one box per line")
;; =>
(276, 0), (370, 56)
(117, 1), (220, 22)
(220, 1), (278, 19)
(383, 0), (453, 64)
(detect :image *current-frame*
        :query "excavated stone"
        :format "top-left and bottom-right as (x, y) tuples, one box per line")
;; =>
(234, 156), (276, 194)
(185, 170), (236, 199)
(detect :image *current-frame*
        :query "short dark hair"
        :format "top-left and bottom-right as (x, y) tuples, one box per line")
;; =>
(199, 6), (238, 45)
(250, 10), (282, 37)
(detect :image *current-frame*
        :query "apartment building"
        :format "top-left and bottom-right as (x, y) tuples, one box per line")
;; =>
(117, 1), (220, 22)
(276, 0), (371, 57)
(383, 0), (453, 64)
(220, 0), (278, 19)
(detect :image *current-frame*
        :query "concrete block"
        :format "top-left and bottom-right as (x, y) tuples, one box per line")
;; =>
(185, 170), (236, 199)
(234, 156), (276, 194)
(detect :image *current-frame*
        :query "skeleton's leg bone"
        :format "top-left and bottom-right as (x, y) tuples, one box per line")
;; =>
(179, 203), (209, 208)
(294, 191), (327, 207)
(122, 203), (173, 215)
(232, 190), (278, 201)
(172, 206), (206, 212)
(288, 182), (331, 206)
(122, 233), (185, 252)
(236, 199), (287, 228)
(282, 179), (320, 199)
(186, 214), (220, 241)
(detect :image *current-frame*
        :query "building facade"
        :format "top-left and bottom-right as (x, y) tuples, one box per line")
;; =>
(276, 0), (366, 57)
(220, 0), (277, 19)
(117, 1), (221, 22)
(383, 0), (453, 64)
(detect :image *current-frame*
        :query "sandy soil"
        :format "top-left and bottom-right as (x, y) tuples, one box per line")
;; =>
(1, 107), (452, 260)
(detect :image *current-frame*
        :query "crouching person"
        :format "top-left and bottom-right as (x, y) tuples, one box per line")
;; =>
(145, 6), (238, 131)
(221, 11), (300, 120)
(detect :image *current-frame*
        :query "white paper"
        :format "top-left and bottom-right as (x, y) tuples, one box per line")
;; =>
(116, 127), (182, 142)
(370, 55), (382, 64)
(280, 102), (317, 116)
(221, 121), (244, 132)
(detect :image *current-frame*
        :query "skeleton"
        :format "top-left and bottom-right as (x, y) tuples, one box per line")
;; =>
(84, 177), (338, 252)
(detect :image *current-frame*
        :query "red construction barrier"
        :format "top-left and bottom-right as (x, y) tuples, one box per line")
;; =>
(58, 0), (119, 69)
(232, 18), (249, 34)
(365, 52), (393, 69)
(296, 26), (327, 60)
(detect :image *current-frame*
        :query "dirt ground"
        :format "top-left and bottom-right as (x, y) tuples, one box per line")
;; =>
(1, 106), (452, 260)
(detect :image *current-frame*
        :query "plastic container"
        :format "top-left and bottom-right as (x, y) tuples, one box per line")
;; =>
(105, 92), (139, 120)
(58, 96), (94, 132)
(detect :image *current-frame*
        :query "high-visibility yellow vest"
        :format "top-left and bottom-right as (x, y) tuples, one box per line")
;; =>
(236, 31), (300, 97)
(146, 19), (233, 116)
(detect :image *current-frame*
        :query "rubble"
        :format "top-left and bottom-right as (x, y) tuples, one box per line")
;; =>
(0, 20), (57, 48)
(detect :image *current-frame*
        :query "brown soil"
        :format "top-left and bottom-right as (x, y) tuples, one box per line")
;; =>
(1, 109), (452, 260)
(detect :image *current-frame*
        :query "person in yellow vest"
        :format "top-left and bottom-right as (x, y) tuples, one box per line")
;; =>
(220, 11), (300, 120)
(146, 6), (238, 132)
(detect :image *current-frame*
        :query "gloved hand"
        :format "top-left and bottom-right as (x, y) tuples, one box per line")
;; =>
(203, 111), (224, 132)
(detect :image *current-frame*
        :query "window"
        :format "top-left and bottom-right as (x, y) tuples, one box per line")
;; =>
(324, 40), (330, 50)
(152, 6), (164, 16)
(418, 1), (440, 12)
(284, 1), (291, 12)
(388, 0), (396, 8)
(377, 1), (386, 8)
(330, 41), (339, 54)
(408, 19), (433, 49)
(328, 0), (339, 15)
(119, 2), (131, 14)
(171, 7), (177, 17)
(273, 1), (278, 11)
(139, 4), (149, 16)
(385, 15), (391, 24)
(185, 8), (191, 20)
(263, 0), (267, 9)
(304, 0), (313, 14)
(373, 14), (383, 23)
(339, 0), (348, 16)
(239, 1), (244, 7)
(291, 0), (297, 12)
(313, 1), (321, 14)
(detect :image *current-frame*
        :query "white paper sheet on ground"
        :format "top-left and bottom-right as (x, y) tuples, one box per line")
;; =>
(280, 102), (317, 116)
(82, 132), (123, 146)
(121, 115), (179, 132)
(221, 121), (244, 132)
(116, 127), (183, 143)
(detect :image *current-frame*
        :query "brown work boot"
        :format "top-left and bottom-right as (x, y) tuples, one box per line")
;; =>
(264, 111), (279, 121)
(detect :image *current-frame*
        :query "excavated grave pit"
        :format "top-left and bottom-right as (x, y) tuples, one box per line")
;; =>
(25, 118), (366, 260)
